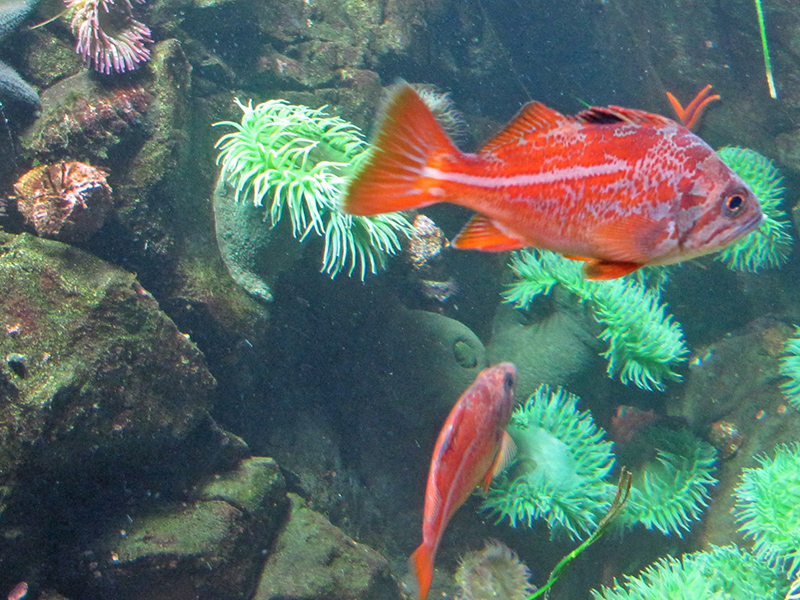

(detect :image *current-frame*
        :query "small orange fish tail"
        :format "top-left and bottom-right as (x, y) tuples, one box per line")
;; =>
(341, 82), (462, 216)
(409, 542), (435, 600)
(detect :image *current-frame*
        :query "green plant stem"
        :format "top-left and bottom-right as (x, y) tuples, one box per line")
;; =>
(527, 468), (633, 600)
(755, 0), (777, 99)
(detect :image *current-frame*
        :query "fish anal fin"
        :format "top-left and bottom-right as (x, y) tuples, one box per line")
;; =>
(479, 101), (569, 155)
(583, 261), (642, 280)
(452, 215), (526, 252)
(482, 431), (517, 492)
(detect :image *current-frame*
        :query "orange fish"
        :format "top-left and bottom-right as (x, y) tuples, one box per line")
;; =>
(341, 82), (764, 279)
(410, 362), (517, 600)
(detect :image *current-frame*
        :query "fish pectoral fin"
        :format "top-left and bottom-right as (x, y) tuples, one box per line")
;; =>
(451, 215), (527, 252)
(482, 431), (518, 492)
(583, 260), (642, 280)
(592, 214), (665, 264)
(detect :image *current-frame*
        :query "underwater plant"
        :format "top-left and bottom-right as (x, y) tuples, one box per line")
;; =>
(591, 544), (788, 600)
(504, 250), (687, 391)
(214, 99), (413, 280)
(616, 426), (718, 537)
(483, 385), (616, 540)
(779, 327), (800, 410)
(734, 442), (800, 579)
(715, 147), (792, 272)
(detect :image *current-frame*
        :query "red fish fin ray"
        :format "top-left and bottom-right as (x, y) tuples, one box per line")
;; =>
(451, 215), (527, 252)
(410, 543), (434, 600)
(495, 430), (517, 475)
(563, 255), (592, 261)
(479, 101), (569, 155)
(482, 431), (517, 492)
(341, 81), (462, 216)
(583, 261), (642, 280)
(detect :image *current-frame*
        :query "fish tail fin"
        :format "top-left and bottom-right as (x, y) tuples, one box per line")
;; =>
(340, 82), (463, 216)
(409, 542), (435, 600)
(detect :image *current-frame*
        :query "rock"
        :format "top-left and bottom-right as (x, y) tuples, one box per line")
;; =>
(672, 317), (800, 548)
(212, 175), (303, 303)
(486, 295), (603, 402)
(89, 457), (287, 600)
(253, 494), (402, 600)
(372, 308), (487, 422)
(0, 232), (214, 512)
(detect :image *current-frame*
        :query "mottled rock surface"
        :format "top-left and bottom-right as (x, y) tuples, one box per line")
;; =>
(0, 232), (214, 506)
(254, 493), (402, 600)
(90, 457), (287, 600)
(671, 317), (800, 547)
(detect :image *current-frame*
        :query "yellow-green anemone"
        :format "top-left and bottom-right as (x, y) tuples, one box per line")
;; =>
(482, 385), (616, 540)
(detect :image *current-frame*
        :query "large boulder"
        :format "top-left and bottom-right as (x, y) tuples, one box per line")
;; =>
(254, 493), (402, 600)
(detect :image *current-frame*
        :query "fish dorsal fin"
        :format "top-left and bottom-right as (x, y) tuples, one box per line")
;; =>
(451, 215), (527, 252)
(576, 106), (675, 128)
(482, 431), (517, 492)
(479, 101), (569, 155)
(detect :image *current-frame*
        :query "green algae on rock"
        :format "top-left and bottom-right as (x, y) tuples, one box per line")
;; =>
(94, 457), (288, 600)
(0, 232), (215, 515)
(253, 493), (402, 600)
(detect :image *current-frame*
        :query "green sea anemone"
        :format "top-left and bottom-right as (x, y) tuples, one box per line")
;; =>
(214, 99), (413, 279)
(779, 327), (800, 410)
(734, 442), (800, 579)
(715, 147), (792, 272)
(591, 545), (788, 600)
(504, 250), (688, 391)
(616, 426), (718, 537)
(483, 385), (616, 540)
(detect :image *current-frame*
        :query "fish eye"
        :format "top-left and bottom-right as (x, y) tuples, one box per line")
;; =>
(504, 372), (515, 390)
(722, 191), (747, 216)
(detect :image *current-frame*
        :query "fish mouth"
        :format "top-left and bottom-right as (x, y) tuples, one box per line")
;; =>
(720, 210), (766, 246)
(742, 210), (767, 236)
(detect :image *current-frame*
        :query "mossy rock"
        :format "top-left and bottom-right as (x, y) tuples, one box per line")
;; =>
(254, 493), (402, 600)
(0, 233), (215, 510)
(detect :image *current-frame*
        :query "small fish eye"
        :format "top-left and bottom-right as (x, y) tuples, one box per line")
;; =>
(723, 192), (746, 216)
(504, 372), (515, 390)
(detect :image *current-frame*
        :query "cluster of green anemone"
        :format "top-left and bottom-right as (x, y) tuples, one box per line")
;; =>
(588, 442), (800, 599)
(504, 250), (688, 391)
(483, 385), (718, 541)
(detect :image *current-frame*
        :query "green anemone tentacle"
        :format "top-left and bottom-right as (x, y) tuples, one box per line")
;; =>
(214, 99), (413, 280)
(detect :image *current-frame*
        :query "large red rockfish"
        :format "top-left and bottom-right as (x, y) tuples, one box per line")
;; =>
(341, 83), (764, 279)
(410, 363), (517, 600)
